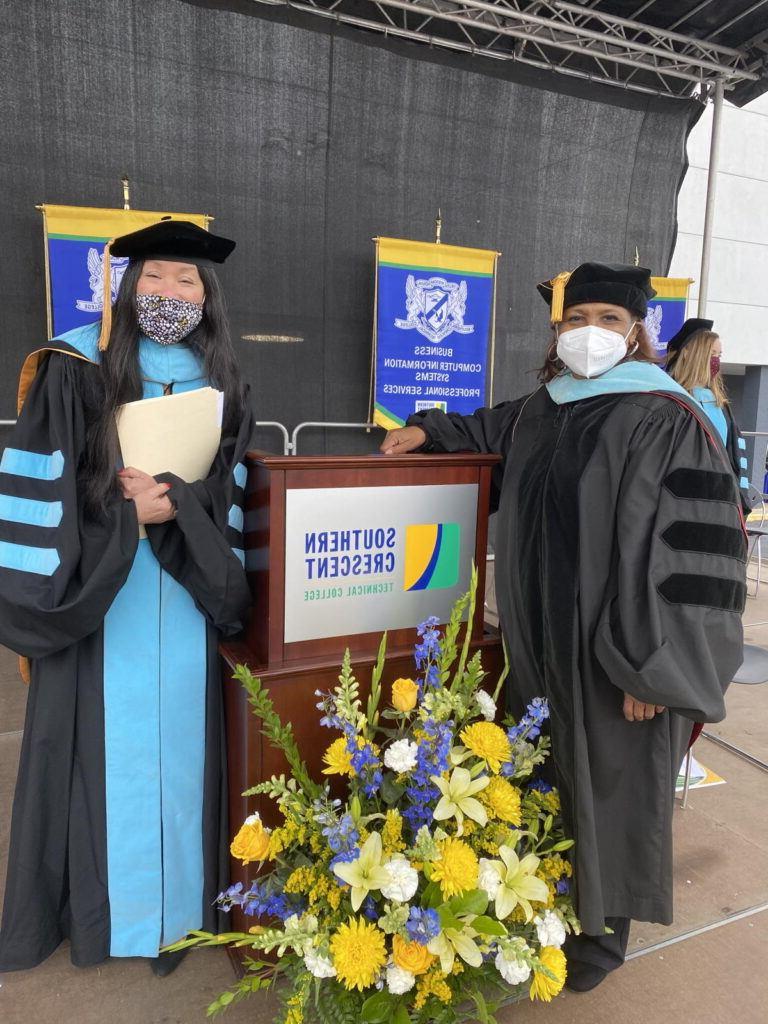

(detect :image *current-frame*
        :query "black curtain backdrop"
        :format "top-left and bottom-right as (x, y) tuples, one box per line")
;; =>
(0, 0), (702, 453)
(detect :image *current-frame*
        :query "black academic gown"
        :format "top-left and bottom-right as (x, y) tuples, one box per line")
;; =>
(0, 337), (253, 969)
(409, 385), (746, 933)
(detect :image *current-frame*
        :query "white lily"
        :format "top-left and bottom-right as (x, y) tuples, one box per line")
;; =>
(488, 847), (550, 922)
(332, 832), (392, 911)
(430, 766), (489, 834)
(428, 923), (484, 974)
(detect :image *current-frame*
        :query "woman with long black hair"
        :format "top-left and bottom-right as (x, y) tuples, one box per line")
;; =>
(0, 220), (253, 975)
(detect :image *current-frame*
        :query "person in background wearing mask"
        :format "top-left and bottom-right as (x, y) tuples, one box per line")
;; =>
(666, 318), (752, 513)
(379, 263), (746, 992)
(0, 221), (253, 976)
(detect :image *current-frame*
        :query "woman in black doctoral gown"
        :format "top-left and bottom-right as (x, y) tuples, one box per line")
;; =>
(0, 220), (253, 976)
(380, 262), (746, 991)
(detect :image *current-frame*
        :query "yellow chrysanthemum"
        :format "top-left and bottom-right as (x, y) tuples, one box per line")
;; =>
(529, 946), (567, 1002)
(330, 917), (387, 991)
(481, 777), (522, 824)
(430, 838), (478, 898)
(459, 722), (511, 773)
(322, 737), (354, 776)
(381, 809), (406, 854)
(414, 970), (453, 1009)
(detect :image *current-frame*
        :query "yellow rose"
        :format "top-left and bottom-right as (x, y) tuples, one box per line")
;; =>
(392, 934), (435, 975)
(230, 815), (271, 865)
(391, 677), (419, 713)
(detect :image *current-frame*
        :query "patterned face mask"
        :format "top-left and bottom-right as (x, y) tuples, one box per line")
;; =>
(135, 293), (204, 345)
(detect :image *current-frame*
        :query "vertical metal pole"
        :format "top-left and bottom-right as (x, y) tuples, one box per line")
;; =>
(698, 80), (724, 316)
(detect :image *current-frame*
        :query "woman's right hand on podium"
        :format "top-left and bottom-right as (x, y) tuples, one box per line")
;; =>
(380, 426), (427, 455)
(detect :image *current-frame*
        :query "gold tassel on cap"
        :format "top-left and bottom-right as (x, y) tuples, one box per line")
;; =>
(97, 238), (116, 352)
(548, 271), (572, 324)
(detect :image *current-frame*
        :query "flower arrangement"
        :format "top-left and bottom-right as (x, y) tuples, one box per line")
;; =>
(172, 574), (578, 1022)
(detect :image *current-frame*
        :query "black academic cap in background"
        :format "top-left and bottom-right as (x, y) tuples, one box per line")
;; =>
(665, 318), (715, 364)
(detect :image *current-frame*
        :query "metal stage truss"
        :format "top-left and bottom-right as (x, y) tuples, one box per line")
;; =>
(250, 0), (768, 101)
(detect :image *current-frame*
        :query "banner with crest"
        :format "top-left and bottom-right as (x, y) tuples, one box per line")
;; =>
(39, 205), (211, 338)
(372, 237), (499, 430)
(645, 276), (693, 359)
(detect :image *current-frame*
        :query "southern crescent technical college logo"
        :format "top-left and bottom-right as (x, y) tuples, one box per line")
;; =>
(404, 523), (460, 591)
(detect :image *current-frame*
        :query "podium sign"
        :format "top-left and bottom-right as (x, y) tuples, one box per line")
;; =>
(222, 452), (504, 948)
(284, 483), (478, 643)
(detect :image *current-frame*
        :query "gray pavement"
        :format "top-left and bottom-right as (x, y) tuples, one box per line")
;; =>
(2, 579), (767, 1023)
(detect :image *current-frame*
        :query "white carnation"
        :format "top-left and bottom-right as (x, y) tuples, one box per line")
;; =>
(384, 739), (419, 773)
(495, 948), (531, 986)
(304, 950), (336, 978)
(477, 858), (502, 899)
(534, 910), (567, 949)
(475, 690), (497, 722)
(381, 855), (419, 902)
(386, 965), (416, 994)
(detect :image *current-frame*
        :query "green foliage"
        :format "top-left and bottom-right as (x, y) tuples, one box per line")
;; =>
(450, 563), (478, 693)
(205, 960), (279, 1017)
(366, 631), (388, 734)
(234, 665), (321, 801)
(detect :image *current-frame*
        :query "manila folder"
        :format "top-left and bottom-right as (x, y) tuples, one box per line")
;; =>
(116, 387), (223, 536)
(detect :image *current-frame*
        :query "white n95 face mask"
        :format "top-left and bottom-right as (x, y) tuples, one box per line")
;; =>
(556, 323), (636, 379)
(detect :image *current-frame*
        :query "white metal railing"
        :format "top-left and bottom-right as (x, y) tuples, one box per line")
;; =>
(290, 421), (377, 455)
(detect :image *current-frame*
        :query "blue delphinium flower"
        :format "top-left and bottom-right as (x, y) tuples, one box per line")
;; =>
(216, 881), (244, 909)
(556, 879), (570, 895)
(423, 662), (441, 690)
(318, 810), (362, 873)
(406, 907), (441, 945)
(414, 617), (442, 670)
(362, 895), (379, 921)
(321, 811), (360, 854)
(507, 697), (550, 743)
(227, 880), (299, 922)
(403, 717), (453, 832)
(527, 778), (553, 794)
(417, 616), (440, 636)
(346, 737), (383, 798)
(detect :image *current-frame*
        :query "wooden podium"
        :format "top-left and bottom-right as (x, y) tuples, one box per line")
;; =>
(220, 451), (503, 929)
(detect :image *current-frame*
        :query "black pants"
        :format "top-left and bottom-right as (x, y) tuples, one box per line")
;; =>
(564, 916), (630, 974)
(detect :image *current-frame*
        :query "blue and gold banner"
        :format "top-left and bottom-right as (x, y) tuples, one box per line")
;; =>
(39, 205), (210, 338)
(645, 276), (693, 358)
(372, 237), (499, 430)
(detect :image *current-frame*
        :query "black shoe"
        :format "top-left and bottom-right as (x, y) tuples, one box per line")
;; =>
(564, 961), (609, 993)
(149, 948), (189, 977)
